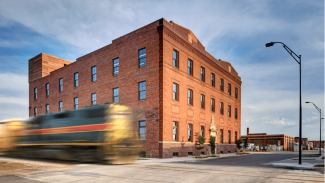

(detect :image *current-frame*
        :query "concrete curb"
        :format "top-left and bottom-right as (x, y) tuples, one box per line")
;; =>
(269, 163), (316, 170)
(137, 153), (249, 163)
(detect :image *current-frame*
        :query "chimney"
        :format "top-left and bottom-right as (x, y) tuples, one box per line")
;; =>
(247, 127), (249, 135)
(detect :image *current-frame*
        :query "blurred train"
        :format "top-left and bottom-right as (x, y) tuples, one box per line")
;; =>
(0, 104), (142, 164)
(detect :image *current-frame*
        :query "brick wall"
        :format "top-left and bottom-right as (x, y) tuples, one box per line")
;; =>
(159, 19), (241, 158)
(29, 20), (161, 158)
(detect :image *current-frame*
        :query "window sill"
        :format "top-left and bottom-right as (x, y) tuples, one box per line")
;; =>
(91, 81), (96, 83)
(113, 74), (119, 77)
(138, 99), (146, 102)
(138, 66), (146, 70)
(74, 86), (78, 88)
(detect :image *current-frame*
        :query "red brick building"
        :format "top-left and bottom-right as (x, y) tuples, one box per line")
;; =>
(241, 128), (295, 151)
(28, 18), (242, 158)
(309, 140), (324, 149)
(294, 137), (309, 150)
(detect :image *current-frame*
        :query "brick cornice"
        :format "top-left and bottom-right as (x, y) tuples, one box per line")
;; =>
(158, 24), (242, 85)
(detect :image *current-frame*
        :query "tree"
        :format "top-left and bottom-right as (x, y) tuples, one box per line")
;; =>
(243, 137), (249, 150)
(195, 132), (205, 151)
(208, 136), (216, 154)
(235, 139), (242, 150)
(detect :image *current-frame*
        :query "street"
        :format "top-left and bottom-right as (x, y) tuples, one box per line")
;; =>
(0, 151), (324, 183)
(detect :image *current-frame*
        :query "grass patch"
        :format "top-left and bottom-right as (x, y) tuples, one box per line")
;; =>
(194, 156), (208, 159)
(207, 155), (219, 157)
(236, 152), (250, 155)
(313, 164), (324, 167)
(137, 158), (149, 160)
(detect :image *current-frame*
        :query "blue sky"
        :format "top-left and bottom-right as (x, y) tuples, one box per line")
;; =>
(0, 0), (323, 140)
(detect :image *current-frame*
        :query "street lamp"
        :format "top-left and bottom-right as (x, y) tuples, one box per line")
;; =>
(265, 42), (302, 164)
(306, 101), (323, 155)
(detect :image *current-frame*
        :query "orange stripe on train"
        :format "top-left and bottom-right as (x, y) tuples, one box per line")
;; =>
(21, 124), (110, 136)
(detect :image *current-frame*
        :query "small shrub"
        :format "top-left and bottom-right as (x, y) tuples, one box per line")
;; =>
(207, 155), (219, 157)
(313, 164), (324, 167)
(194, 156), (208, 159)
(237, 152), (250, 155)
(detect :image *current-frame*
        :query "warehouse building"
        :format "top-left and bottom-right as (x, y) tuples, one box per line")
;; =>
(241, 128), (295, 151)
(28, 18), (242, 158)
(308, 140), (324, 149)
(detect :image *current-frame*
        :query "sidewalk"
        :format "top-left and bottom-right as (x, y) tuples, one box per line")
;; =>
(136, 153), (242, 163)
(269, 154), (324, 170)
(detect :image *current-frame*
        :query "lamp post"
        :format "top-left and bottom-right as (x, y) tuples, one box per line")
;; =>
(265, 42), (302, 164)
(305, 102), (323, 155)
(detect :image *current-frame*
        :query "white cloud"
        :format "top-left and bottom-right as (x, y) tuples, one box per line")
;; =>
(0, 73), (29, 121)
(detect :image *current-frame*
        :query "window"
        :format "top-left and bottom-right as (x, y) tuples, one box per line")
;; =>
(173, 83), (179, 101)
(173, 121), (178, 141)
(188, 59), (193, 75)
(59, 101), (63, 112)
(113, 88), (119, 103)
(173, 50), (179, 68)
(220, 102), (224, 115)
(138, 81), (146, 100)
(200, 94), (205, 109)
(59, 78), (63, 92)
(34, 107), (37, 117)
(188, 89), (193, 105)
(91, 66), (96, 82)
(220, 79), (224, 91)
(235, 88), (238, 99)
(235, 108), (238, 119)
(235, 131), (237, 141)
(228, 105), (231, 117)
(139, 48), (146, 68)
(188, 124), (193, 142)
(228, 83), (231, 95)
(46, 83), (49, 96)
(211, 73), (215, 87)
(46, 104), (49, 114)
(74, 73), (78, 87)
(34, 87), (37, 99)
(200, 126), (204, 137)
(113, 58), (119, 76)
(74, 97), (78, 110)
(220, 129), (223, 144)
(211, 98), (215, 112)
(139, 121), (146, 140)
(228, 130), (231, 144)
(91, 93), (96, 106)
(200, 67), (205, 81)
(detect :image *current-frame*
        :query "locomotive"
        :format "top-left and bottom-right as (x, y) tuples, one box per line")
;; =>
(0, 104), (142, 164)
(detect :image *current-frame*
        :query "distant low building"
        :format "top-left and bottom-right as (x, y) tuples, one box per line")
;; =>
(241, 128), (295, 151)
(308, 140), (324, 149)
(294, 137), (309, 150)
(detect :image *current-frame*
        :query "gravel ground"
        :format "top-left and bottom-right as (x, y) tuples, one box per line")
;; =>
(313, 167), (324, 174)
(0, 157), (70, 177)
